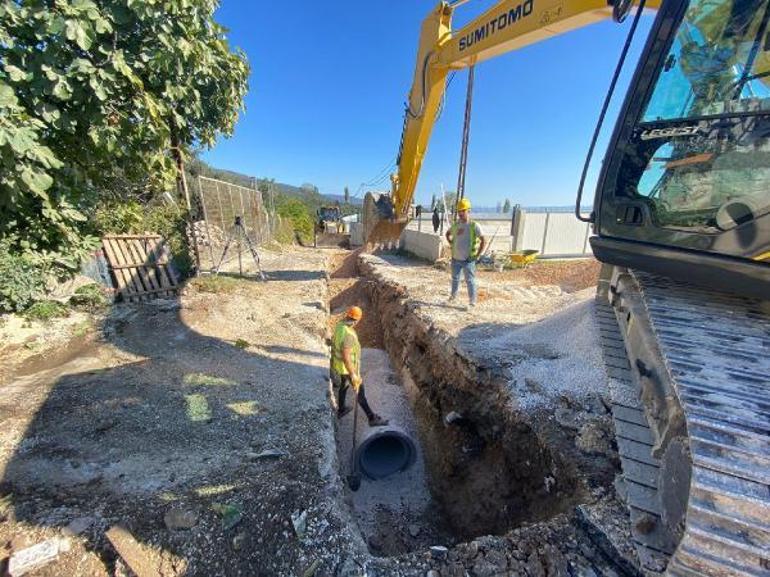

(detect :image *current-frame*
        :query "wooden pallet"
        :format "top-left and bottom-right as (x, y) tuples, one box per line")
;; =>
(102, 234), (179, 302)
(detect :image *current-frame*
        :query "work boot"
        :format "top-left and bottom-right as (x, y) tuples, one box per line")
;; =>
(447, 294), (457, 304)
(337, 406), (352, 419)
(368, 414), (389, 427)
(469, 301), (477, 309)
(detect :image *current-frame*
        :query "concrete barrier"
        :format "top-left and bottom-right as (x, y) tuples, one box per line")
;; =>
(399, 229), (444, 261)
(349, 222), (363, 247)
(407, 209), (592, 258)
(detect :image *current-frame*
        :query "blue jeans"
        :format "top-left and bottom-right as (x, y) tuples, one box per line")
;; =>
(451, 259), (477, 303)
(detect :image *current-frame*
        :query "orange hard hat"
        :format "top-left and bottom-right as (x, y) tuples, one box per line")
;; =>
(346, 306), (363, 321)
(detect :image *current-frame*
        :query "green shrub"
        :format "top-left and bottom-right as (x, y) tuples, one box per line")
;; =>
(92, 200), (145, 235)
(91, 197), (193, 278)
(275, 198), (314, 245)
(24, 300), (70, 322)
(69, 283), (109, 311)
(0, 236), (48, 312)
(143, 201), (193, 277)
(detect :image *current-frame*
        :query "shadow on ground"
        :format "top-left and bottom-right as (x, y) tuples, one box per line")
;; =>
(0, 254), (357, 577)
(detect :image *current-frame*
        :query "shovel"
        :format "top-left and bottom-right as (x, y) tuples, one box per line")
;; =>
(346, 396), (361, 491)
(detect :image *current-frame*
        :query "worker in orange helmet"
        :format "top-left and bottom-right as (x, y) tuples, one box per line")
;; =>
(330, 306), (389, 427)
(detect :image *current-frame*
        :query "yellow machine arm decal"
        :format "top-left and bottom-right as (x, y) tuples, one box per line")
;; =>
(391, 0), (661, 219)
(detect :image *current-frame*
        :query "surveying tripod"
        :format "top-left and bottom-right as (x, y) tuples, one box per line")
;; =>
(213, 216), (266, 281)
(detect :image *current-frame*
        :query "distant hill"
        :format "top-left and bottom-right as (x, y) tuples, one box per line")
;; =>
(189, 160), (362, 206)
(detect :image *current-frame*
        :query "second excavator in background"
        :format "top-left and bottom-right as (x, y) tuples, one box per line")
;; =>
(364, 0), (770, 575)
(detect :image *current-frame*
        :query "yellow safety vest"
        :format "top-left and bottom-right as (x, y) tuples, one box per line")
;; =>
(331, 321), (360, 375)
(450, 220), (479, 260)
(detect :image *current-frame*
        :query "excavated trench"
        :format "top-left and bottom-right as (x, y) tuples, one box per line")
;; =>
(327, 251), (580, 556)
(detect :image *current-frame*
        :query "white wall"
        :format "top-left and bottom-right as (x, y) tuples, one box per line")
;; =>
(399, 230), (444, 261)
(402, 209), (592, 259)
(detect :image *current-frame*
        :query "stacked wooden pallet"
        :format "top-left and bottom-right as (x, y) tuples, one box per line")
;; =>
(101, 234), (179, 302)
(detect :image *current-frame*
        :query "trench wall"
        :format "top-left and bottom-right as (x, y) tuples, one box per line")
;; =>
(358, 256), (578, 539)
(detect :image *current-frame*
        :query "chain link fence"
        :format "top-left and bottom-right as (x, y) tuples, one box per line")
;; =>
(191, 176), (273, 271)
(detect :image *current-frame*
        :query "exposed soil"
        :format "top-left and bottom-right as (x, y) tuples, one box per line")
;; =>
(480, 258), (602, 293)
(327, 249), (383, 349)
(0, 247), (639, 577)
(0, 248), (365, 577)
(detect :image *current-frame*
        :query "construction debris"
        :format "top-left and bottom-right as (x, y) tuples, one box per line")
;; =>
(7, 538), (70, 577)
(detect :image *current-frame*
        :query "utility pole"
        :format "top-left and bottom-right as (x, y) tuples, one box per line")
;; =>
(454, 64), (475, 221)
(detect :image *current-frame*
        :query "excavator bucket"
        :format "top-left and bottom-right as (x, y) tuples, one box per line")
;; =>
(362, 192), (407, 247)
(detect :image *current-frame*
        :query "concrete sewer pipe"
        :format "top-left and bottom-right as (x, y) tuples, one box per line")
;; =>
(355, 425), (417, 480)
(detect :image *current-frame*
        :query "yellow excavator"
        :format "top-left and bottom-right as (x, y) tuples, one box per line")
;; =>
(366, 1), (770, 575)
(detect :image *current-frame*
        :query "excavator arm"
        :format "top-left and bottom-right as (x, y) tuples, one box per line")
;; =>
(364, 0), (661, 243)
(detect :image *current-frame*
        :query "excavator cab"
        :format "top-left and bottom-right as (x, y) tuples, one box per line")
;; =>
(592, 0), (770, 299)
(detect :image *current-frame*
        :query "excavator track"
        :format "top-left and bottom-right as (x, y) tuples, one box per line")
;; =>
(599, 268), (770, 577)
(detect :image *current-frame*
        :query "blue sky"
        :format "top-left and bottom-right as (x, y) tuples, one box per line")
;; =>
(203, 1), (655, 208)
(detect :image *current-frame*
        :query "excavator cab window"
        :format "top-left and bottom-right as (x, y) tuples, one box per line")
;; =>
(595, 0), (770, 270)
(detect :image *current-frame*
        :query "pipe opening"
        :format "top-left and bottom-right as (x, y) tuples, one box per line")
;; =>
(357, 429), (416, 480)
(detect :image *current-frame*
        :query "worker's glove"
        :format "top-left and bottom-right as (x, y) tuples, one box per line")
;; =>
(351, 373), (363, 391)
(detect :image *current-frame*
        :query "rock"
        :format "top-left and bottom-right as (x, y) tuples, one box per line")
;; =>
(524, 378), (543, 394)
(336, 557), (363, 577)
(473, 559), (501, 577)
(63, 516), (95, 536)
(555, 407), (580, 430)
(467, 540), (480, 558)
(485, 549), (508, 571)
(303, 559), (321, 577)
(211, 503), (242, 530)
(525, 553), (546, 577)
(443, 564), (465, 577)
(8, 538), (70, 577)
(572, 565), (599, 577)
(575, 422), (611, 455)
(408, 524), (421, 538)
(232, 532), (246, 551)
(586, 393), (610, 415)
(543, 546), (569, 576)
(634, 513), (657, 535)
(443, 411), (463, 426)
(248, 449), (287, 459)
(291, 510), (307, 539)
(429, 546), (449, 560)
(164, 508), (198, 530)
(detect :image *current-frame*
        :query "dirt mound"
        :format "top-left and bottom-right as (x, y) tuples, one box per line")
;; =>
(482, 259), (601, 293)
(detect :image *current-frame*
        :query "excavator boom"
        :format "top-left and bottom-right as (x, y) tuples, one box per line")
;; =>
(363, 0), (661, 244)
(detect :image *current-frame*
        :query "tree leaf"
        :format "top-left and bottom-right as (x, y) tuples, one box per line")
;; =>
(20, 169), (54, 195)
(4, 65), (26, 82)
(51, 79), (72, 101)
(0, 83), (18, 107)
(75, 23), (94, 50)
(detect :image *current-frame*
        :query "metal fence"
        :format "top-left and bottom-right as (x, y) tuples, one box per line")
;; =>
(192, 176), (272, 271)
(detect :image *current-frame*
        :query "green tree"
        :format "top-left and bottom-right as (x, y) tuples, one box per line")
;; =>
(344, 186), (349, 204)
(275, 197), (313, 244)
(0, 0), (249, 275)
(503, 198), (512, 213)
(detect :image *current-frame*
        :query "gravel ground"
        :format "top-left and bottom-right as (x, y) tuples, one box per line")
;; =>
(0, 247), (638, 577)
(0, 247), (370, 577)
(364, 253), (598, 337)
